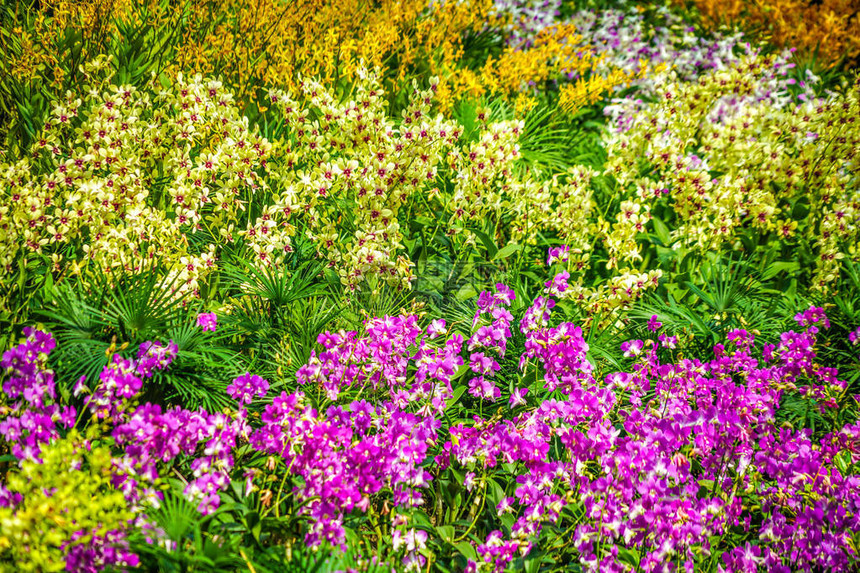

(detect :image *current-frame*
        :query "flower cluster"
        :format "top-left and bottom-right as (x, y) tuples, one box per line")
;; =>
(475, 22), (615, 103)
(519, 273), (595, 395)
(674, 0), (860, 66)
(196, 312), (217, 332)
(0, 52), (648, 317)
(455, 299), (860, 572)
(850, 326), (860, 348)
(2, 266), (860, 571)
(269, 71), (459, 289)
(112, 399), (246, 515)
(0, 56), (273, 301)
(250, 392), (438, 547)
(570, 6), (739, 96)
(447, 122), (597, 253)
(467, 284), (515, 401)
(81, 340), (177, 421)
(0, 331), (139, 571)
(447, 116), (523, 228)
(558, 263), (663, 329)
(0, 329), (262, 573)
(604, 52), (858, 289)
(297, 313), (463, 414)
(0, 0), (494, 112)
(0, 431), (139, 572)
(393, 525), (429, 571)
(0, 327), (75, 462)
(226, 372), (269, 405)
(490, 0), (561, 48)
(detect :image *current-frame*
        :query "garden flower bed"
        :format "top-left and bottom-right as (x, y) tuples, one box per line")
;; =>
(1, 0), (858, 571)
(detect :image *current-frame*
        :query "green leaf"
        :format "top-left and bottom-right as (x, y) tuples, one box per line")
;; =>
(472, 228), (499, 258)
(456, 284), (478, 302)
(411, 510), (433, 529)
(487, 479), (506, 507)
(455, 541), (477, 561)
(651, 216), (671, 246)
(762, 261), (799, 281)
(436, 525), (455, 544)
(493, 242), (522, 261)
(447, 384), (468, 408)
(617, 547), (641, 567)
(524, 550), (544, 573)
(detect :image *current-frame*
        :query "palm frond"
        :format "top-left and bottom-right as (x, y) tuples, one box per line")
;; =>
(223, 258), (329, 309)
